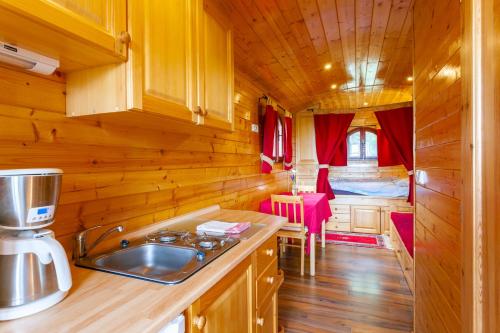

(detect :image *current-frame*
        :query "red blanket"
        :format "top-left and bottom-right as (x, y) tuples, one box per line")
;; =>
(390, 212), (414, 257)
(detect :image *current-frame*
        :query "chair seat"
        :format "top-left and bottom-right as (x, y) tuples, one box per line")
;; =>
(277, 229), (307, 240)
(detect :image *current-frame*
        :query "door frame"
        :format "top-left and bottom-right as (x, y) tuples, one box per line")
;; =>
(461, 0), (498, 332)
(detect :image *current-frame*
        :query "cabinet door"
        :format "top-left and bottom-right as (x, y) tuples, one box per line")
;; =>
(128, 0), (196, 122)
(295, 112), (318, 164)
(189, 258), (253, 333)
(197, 1), (234, 131)
(351, 205), (381, 234)
(0, 0), (127, 65)
(381, 206), (391, 235)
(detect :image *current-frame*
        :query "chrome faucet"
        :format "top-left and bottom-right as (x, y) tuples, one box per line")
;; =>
(75, 225), (124, 259)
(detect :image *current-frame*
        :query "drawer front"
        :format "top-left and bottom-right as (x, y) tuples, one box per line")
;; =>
(326, 221), (351, 232)
(256, 235), (278, 277)
(256, 257), (278, 307)
(330, 204), (350, 214)
(256, 293), (277, 333)
(329, 213), (351, 223)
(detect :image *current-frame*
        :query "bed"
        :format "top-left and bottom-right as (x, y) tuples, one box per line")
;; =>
(330, 178), (409, 198)
(390, 212), (414, 293)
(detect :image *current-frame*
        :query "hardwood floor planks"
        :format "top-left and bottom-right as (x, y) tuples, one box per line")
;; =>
(278, 243), (413, 332)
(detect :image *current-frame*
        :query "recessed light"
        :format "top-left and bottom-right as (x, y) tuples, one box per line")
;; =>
(363, 102), (368, 106)
(324, 63), (332, 70)
(407, 76), (413, 82)
(330, 84), (337, 89)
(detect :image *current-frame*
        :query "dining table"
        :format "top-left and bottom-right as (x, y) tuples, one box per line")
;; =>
(259, 192), (332, 276)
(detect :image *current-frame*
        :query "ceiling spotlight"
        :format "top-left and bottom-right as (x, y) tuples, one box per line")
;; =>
(330, 84), (337, 89)
(324, 63), (332, 70)
(363, 102), (368, 106)
(407, 76), (413, 82)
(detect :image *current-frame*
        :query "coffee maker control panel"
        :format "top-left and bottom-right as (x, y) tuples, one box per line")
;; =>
(26, 205), (55, 223)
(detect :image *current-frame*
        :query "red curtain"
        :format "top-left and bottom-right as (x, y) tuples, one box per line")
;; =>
(331, 133), (348, 166)
(283, 116), (293, 170)
(375, 107), (414, 204)
(314, 113), (355, 199)
(261, 105), (277, 173)
(377, 128), (402, 166)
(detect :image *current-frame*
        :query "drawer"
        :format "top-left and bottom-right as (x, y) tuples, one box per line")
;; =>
(328, 213), (351, 223)
(256, 235), (278, 277)
(326, 221), (351, 232)
(256, 257), (278, 307)
(330, 204), (350, 214)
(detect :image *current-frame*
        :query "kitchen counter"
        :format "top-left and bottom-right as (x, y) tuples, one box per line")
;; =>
(0, 206), (286, 333)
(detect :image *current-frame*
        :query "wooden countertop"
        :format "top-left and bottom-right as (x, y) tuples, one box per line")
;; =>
(0, 206), (286, 333)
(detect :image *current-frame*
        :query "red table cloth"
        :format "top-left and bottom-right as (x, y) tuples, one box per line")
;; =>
(259, 192), (332, 254)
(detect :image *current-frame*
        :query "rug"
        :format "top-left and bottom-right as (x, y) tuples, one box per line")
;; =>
(320, 231), (386, 249)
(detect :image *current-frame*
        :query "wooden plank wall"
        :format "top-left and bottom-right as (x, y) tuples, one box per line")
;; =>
(413, 1), (462, 332)
(0, 66), (287, 252)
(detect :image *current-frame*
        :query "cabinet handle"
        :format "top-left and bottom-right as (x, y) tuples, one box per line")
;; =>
(193, 315), (206, 330)
(265, 249), (274, 256)
(266, 276), (274, 284)
(194, 106), (208, 116)
(118, 31), (131, 44)
(256, 317), (265, 326)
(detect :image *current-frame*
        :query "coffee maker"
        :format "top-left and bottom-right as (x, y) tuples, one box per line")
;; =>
(0, 169), (72, 320)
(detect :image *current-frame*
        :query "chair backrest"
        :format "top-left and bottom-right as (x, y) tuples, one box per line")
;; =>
(270, 194), (305, 230)
(297, 185), (316, 193)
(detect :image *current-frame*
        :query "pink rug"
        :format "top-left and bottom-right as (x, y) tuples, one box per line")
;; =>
(320, 231), (386, 249)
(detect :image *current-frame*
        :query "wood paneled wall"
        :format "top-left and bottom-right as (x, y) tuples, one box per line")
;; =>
(0, 66), (287, 252)
(414, 0), (462, 332)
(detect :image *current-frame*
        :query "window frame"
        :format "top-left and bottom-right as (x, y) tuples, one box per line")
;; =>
(274, 115), (284, 162)
(347, 127), (378, 161)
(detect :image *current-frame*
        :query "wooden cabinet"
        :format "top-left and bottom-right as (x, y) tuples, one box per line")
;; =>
(197, 2), (234, 131)
(382, 206), (391, 235)
(135, 0), (196, 123)
(66, 0), (234, 131)
(0, 0), (127, 71)
(350, 205), (381, 234)
(256, 293), (278, 333)
(188, 257), (253, 333)
(187, 234), (282, 333)
(254, 235), (282, 333)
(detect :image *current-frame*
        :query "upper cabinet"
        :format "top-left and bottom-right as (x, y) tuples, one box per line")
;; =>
(0, 0), (127, 71)
(66, 0), (235, 131)
(127, 0), (196, 123)
(197, 2), (234, 131)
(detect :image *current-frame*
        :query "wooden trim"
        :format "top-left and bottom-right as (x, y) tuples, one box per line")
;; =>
(461, 0), (498, 332)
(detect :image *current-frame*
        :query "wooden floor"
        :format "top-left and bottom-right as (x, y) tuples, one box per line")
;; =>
(278, 242), (414, 333)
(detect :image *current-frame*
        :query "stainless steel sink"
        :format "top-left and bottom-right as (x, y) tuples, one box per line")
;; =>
(75, 230), (240, 284)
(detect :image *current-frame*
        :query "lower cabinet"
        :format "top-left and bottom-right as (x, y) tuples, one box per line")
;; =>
(187, 234), (282, 333)
(256, 293), (278, 333)
(188, 257), (253, 333)
(350, 205), (381, 234)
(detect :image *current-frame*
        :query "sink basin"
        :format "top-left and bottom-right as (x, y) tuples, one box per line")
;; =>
(75, 230), (240, 285)
(77, 244), (201, 284)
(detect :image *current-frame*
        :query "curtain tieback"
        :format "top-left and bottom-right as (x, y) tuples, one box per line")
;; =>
(284, 162), (293, 168)
(407, 170), (414, 176)
(318, 164), (330, 169)
(260, 153), (274, 166)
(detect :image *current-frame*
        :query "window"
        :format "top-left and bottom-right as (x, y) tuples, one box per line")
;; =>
(273, 116), (284, 162)
(347, 127), (377, 160)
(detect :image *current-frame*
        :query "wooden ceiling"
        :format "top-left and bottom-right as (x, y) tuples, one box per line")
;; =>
(218, 0), (414, 111)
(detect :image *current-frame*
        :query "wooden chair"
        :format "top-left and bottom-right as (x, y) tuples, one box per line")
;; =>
(271, 194), (307, 276)
(294, 185), (326, 249)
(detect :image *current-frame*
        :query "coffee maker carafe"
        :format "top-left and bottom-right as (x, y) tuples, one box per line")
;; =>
(0, 169), (72, 320)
